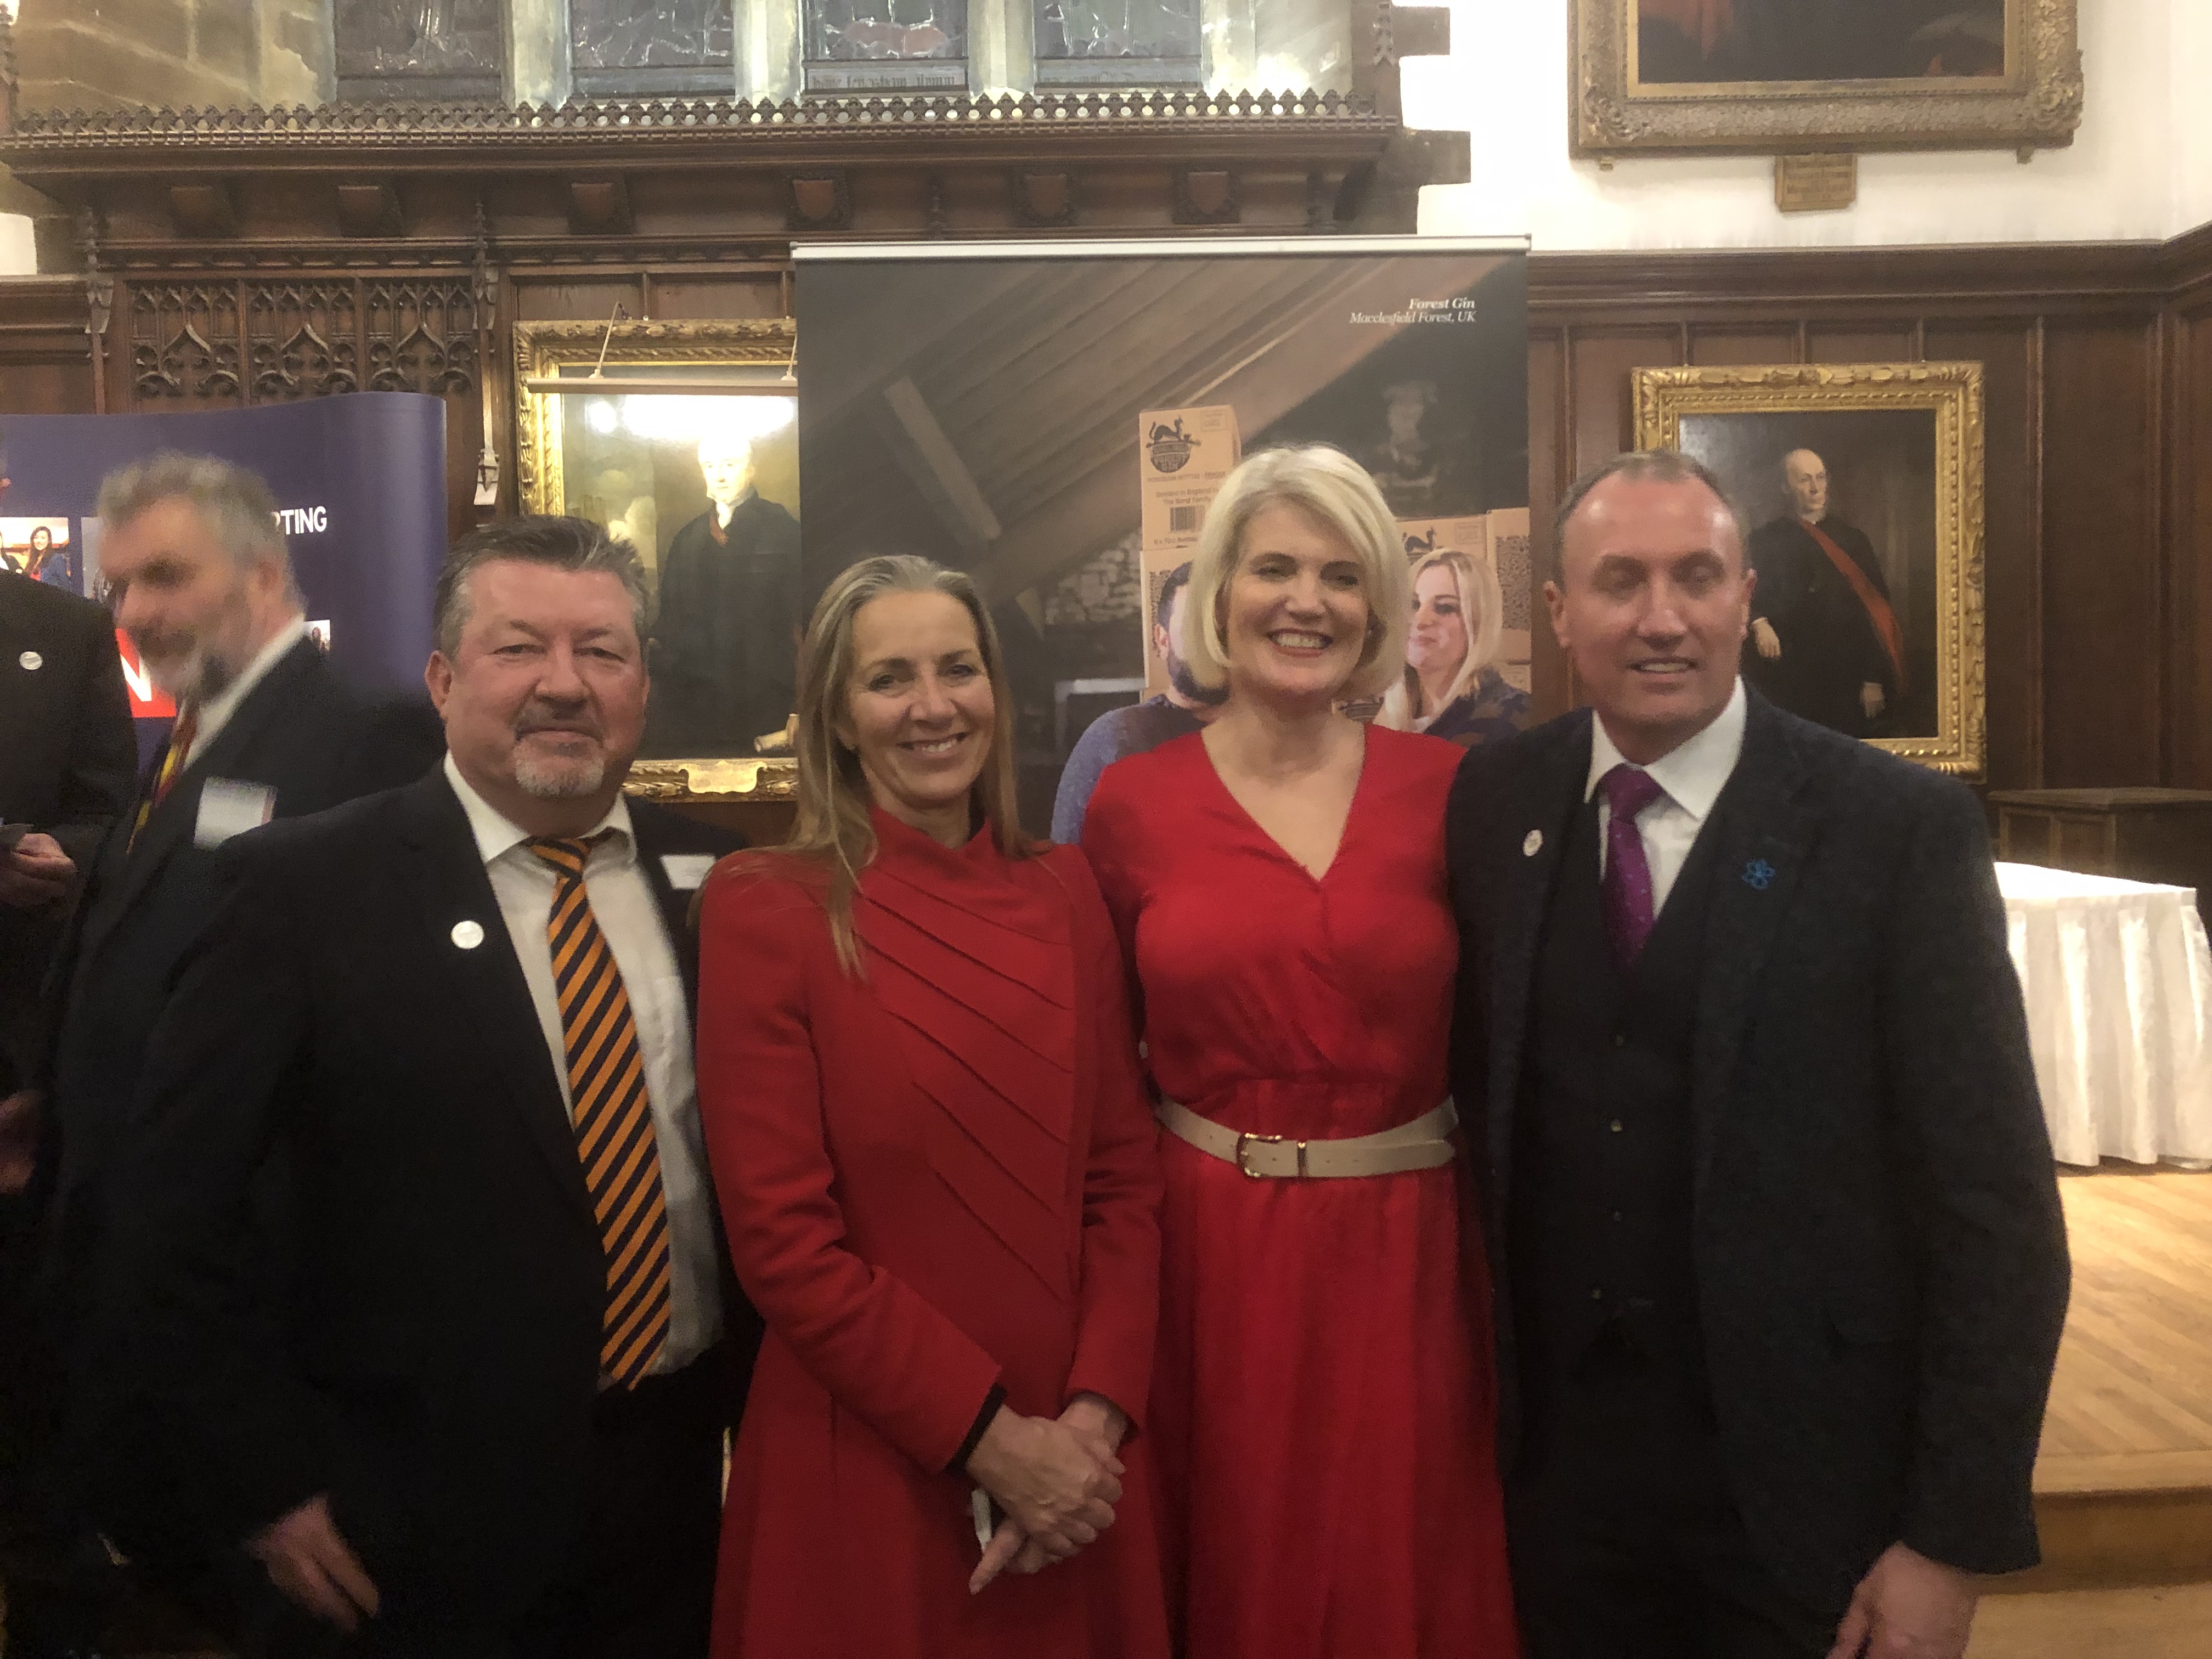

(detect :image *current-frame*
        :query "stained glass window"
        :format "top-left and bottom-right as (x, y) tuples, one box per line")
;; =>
(572, 0), (737, 97)
(334, 0), (504, 100)
(1034, 0), (1199, 87)
(802, 0), (968, 94)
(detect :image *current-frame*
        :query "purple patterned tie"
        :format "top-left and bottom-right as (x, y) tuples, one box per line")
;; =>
(1600, 763), (1667, 967)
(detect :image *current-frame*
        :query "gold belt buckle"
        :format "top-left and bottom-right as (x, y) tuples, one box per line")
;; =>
(1234, 1131), (1308, 1179)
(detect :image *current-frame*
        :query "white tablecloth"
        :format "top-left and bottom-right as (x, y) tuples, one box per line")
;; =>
(1997, 862), (2212, 1167)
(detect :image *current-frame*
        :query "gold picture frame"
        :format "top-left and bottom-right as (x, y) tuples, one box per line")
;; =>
(1572, 0), (2081, 159)
(514, 318), (800, 803)
(1633, 362), (1987, 778)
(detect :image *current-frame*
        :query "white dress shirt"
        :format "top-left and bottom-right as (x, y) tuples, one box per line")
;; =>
(442, 755), (722, 1373)
(187, 615), (309, 754)
(1585, 677), (1748, 918)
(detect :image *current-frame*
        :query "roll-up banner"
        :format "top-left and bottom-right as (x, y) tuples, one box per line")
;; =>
(794, 236), (1530, 835)
(0, 392), (449, 738)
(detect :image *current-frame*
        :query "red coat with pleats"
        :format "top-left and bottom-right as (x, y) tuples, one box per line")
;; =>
(695, 811), (1170, 1659)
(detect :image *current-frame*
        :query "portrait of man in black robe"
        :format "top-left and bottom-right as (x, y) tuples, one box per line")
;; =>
(645, 429), (803, 757)
(1744, 448), (1907, 738)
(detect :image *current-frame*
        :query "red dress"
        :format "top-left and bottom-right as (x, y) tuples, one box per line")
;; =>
(696, 812), (1171, 1659)
(1084, 726), (1520, 1658)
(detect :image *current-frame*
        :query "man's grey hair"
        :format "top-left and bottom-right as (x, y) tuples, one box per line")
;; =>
(1548, 449), (1748, 578)
(95, 452), (291, 576)
(434, 515), (648, 658)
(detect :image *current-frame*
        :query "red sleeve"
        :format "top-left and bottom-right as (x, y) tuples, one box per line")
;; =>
(1077, 757), (1148, 1007)
(696, 861), (1003, 1472)
(1046, 847), (1165, 1433)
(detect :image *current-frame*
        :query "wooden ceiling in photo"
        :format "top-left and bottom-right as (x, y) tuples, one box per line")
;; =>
(801, 251), (1505, 600)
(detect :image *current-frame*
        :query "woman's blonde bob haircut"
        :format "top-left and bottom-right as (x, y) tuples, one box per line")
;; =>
(1178, 444), (1410, 702)
(1376, 547), (1505, 731)
(781, 553), (1032, 973)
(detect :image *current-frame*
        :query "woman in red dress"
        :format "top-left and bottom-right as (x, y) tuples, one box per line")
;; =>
(696, 555), (1170, 1659)
(1085, 447), (1520, 1657)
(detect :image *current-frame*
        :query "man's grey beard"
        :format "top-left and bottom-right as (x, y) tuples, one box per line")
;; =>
(514, 752), (607, 799)
(148, 641), (239, 706)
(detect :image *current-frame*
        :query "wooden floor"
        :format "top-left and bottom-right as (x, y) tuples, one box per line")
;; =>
(1971, 1583), (2212, 1658)
(2034, 1165), (2212, 1496)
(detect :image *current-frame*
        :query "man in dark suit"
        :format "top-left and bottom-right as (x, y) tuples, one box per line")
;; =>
(0, 484), (136, 1659)
(646, 431), (802, 758)
(0, 566), (134, 1108)
(1447, 450), (2069, 1659)
(1745, 448), (1904, 738)
(2, 453), (442, 1655)
(98, 515), (751, 1655)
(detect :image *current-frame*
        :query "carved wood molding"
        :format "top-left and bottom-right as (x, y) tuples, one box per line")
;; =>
(123, 274), (482, 405)
(2, 88), (1385, 161)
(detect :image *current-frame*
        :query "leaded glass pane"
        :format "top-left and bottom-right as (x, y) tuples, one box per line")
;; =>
(572, 0), (737, 97)
(803, 0), (969, 94)
(334, 0), (503, 100)
(1034, 0), (1199, 86)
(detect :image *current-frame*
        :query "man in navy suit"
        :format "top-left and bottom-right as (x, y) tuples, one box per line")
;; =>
(1447, 450), (2068, 1659)
(97, 516), (752, 1656)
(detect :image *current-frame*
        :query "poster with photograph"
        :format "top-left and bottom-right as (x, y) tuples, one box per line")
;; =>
(1137, 404), (1239, 697)
(0, 394), (449, 754)
(795, 236), (1530, 831)
(0, 517), (76, 591)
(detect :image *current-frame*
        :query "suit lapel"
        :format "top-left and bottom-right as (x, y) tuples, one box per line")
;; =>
(398, 774), (596, 1229)
(1688, 695), (1822, 1200)
(1485, 714), (1592, 1205)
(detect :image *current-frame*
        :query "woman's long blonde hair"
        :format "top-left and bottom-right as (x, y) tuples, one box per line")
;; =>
(1378, 547), (1505, 731)
(780, 553), (1032, 973)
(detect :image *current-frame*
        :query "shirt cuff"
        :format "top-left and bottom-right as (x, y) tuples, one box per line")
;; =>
(948, 1384), (1007, 1475)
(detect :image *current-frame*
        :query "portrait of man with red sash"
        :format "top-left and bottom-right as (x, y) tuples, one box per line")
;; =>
(1745, 448), (1908, 738)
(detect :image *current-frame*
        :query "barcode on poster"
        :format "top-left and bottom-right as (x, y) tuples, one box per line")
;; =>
(1170, 505), (1200, 533)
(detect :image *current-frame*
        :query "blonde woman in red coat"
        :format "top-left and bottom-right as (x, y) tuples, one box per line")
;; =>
(695, 554), (1169, 1659)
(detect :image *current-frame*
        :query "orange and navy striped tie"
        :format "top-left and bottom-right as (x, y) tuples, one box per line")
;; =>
(130, 703), (199, 851)
(529, 833), (671, 1388)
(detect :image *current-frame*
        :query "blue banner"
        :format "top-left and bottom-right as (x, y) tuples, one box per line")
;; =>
(0, 392), (448, 697)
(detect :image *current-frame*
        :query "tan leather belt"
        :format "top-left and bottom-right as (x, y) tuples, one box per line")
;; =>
(1156, 1097), (1459, 1180)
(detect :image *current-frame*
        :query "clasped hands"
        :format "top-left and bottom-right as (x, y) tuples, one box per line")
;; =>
(963, 1392), (1126, 1595)
(247, 1493), (380, 1633)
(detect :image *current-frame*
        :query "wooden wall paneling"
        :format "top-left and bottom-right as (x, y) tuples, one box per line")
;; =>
(1923, 323), (2039, 788)
(1687, 328), (1801, 366)
(648, 275), (788, 320)
(1527, 327), (1568, 716)
(1567, 329), (1684, 472)
(2169, 303), (2212, 786)
(2038, 320), (2162, 787)
(515, 281), (646, 323)
(1805, 326), (1920, 365)
(0, 276), (95, 414)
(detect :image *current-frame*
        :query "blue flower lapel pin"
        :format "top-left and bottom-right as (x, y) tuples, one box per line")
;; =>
(1742, 858), (1776, 891)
